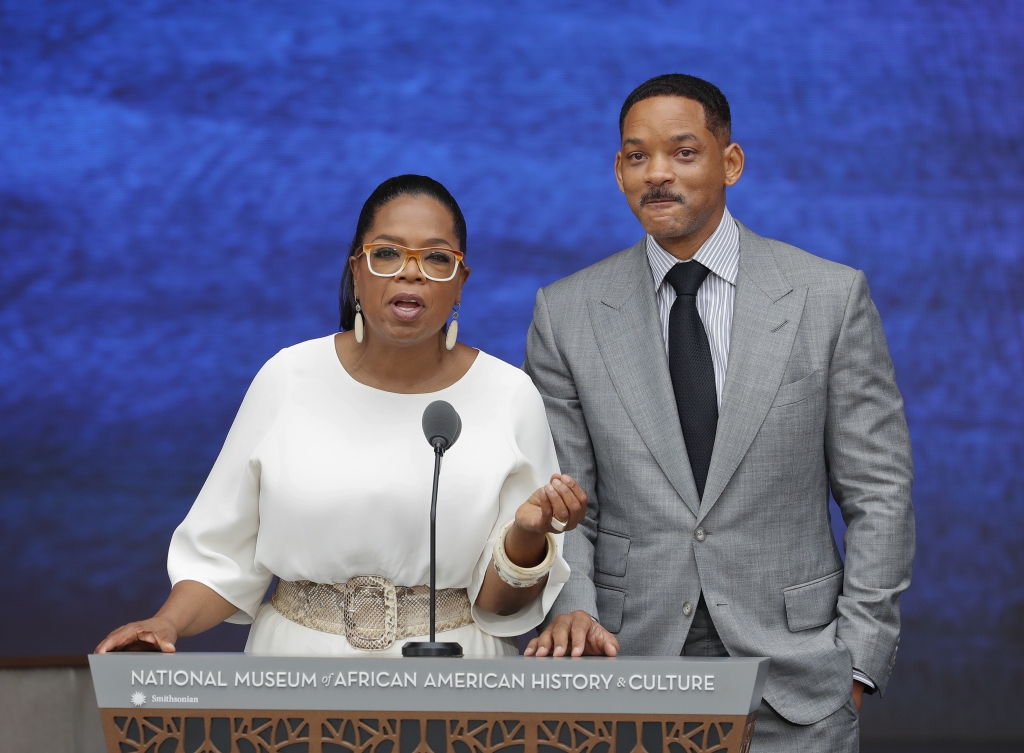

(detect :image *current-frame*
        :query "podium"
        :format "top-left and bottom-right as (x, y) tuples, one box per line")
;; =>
(90, 653), (768, 753)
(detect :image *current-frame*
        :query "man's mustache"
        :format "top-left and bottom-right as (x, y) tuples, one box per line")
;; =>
(639, 187), (685, 205)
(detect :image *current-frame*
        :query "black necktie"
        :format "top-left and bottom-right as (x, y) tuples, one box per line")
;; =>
(665, 261), (718, 499)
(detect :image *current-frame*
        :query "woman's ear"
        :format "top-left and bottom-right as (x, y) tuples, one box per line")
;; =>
(349, 253), (366, 294)
(452, 264), (470, 305)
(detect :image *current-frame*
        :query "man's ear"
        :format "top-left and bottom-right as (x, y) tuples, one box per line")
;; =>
(614, 151), (627, 194)
(723, 142), (745, 187)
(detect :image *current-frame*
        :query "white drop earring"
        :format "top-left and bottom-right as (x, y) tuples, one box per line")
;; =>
(445, 303), (460, 351)
(354, 298), (364, 344)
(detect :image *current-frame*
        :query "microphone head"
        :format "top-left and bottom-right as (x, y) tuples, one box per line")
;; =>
(422, 400), (462, 451)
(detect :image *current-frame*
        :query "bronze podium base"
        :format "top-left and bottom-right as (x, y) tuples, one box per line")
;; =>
(100, 709), (757, 753)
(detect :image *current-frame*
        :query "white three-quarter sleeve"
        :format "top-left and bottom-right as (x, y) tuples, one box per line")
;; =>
(469, 375), (570, 637)
(167, 352), (287, 623)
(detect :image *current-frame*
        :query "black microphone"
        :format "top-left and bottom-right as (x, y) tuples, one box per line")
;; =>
(422, 400), (462, 453)
(402, 401), (464, 658)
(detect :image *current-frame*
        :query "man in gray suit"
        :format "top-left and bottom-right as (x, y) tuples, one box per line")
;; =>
(523, 74), (914, 750)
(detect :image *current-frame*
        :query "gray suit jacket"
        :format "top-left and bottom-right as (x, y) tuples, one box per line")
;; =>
(523, 221), (914, 725)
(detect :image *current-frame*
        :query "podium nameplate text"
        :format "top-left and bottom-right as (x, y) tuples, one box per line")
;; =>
(90, 654), (769, 753)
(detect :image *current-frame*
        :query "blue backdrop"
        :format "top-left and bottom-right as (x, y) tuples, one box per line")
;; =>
(1, 0), (1021, 738)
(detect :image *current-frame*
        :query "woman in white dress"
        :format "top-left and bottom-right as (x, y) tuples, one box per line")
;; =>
(96, 175), (588, 657)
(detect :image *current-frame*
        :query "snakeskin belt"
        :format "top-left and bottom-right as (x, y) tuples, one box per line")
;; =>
(271, 576), (473, 651)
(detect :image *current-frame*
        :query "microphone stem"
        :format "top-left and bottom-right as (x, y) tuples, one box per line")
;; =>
(430, 445), (443, 642)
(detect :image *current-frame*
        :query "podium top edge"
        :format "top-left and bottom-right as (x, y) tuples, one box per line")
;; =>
(92, 655), (770, 659)
(89, 653), (769, 663)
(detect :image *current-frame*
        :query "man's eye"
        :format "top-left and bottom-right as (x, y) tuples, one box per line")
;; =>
(678, 149), (695, 158)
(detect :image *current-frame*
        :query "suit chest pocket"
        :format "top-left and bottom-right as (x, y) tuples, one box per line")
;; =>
(772, 367), (825, 408)
(594, 529), (631, 578)
(783, 568), (843, 632)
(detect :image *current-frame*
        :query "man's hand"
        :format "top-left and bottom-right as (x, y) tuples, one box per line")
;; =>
(852, 680), (865, 713)
(524, 610), (619, 657)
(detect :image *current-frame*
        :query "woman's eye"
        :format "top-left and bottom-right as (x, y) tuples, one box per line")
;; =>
(373, 247), (400, 259)
(426, 252), (452, 263)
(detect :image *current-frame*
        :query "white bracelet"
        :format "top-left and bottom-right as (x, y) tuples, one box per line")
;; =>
(492, 520), (557, 588)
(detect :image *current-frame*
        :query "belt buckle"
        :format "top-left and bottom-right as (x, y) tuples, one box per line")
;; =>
(344, 575), (399, 650)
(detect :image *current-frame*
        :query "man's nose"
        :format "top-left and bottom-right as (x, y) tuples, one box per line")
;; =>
(645, 153), (675, 185)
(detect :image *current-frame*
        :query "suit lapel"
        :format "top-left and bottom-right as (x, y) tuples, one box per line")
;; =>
(697, 224), (807, 522)
(588, 241), (702, 518)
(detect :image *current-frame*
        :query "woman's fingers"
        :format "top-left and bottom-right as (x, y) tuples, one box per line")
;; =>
(95, 621), (176, 654)
(96, 624), (137, 653)
(95, 637), (115, 654)
(515, 489), (546, 533)
(122, 636), (164, 652)
(537, 485), (553, 526)
(152, 634), (177, 653)
(550, 476), (586, 530)
(518, 476), (590, 534)
(137, 628), (176, 653)
(543, 483), (571, 528)
(559, 475), (589, 505)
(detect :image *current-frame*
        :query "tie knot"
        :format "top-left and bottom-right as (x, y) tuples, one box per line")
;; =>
(664, 260), (711, 297)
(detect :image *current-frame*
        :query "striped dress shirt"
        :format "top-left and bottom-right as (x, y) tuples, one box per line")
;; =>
(646, 212), (877, 690)
(646, 207), (739, 409)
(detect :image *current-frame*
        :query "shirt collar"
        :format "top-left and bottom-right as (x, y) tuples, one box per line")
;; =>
(646, 206), (740, 290)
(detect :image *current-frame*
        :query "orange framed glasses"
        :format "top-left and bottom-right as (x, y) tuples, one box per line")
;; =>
(359, 243), (465, 282)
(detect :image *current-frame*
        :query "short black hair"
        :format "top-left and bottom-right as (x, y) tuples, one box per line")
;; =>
(339, 174), (467, 331)
(619, 74), (732, 144)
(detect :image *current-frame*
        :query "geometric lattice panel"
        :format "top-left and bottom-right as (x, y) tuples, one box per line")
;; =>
(107, 714), (312, 753)
(101, 711), (758, 753)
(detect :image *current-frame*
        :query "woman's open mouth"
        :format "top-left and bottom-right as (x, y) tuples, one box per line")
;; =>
(388, 293), (426, 322)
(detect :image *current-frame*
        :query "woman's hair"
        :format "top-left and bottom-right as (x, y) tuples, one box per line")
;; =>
(339, 174), (467, 331)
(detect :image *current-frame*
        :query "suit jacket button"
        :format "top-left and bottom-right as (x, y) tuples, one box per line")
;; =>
(694, 528), (706, 542)
(683, 601), (693, 616)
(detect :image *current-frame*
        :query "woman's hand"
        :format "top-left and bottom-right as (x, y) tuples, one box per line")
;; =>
(95, 617), (178, 653)
(93, 580), (239, 654)
(515, 474), (588, 534)
(474, 475), (588, 616)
